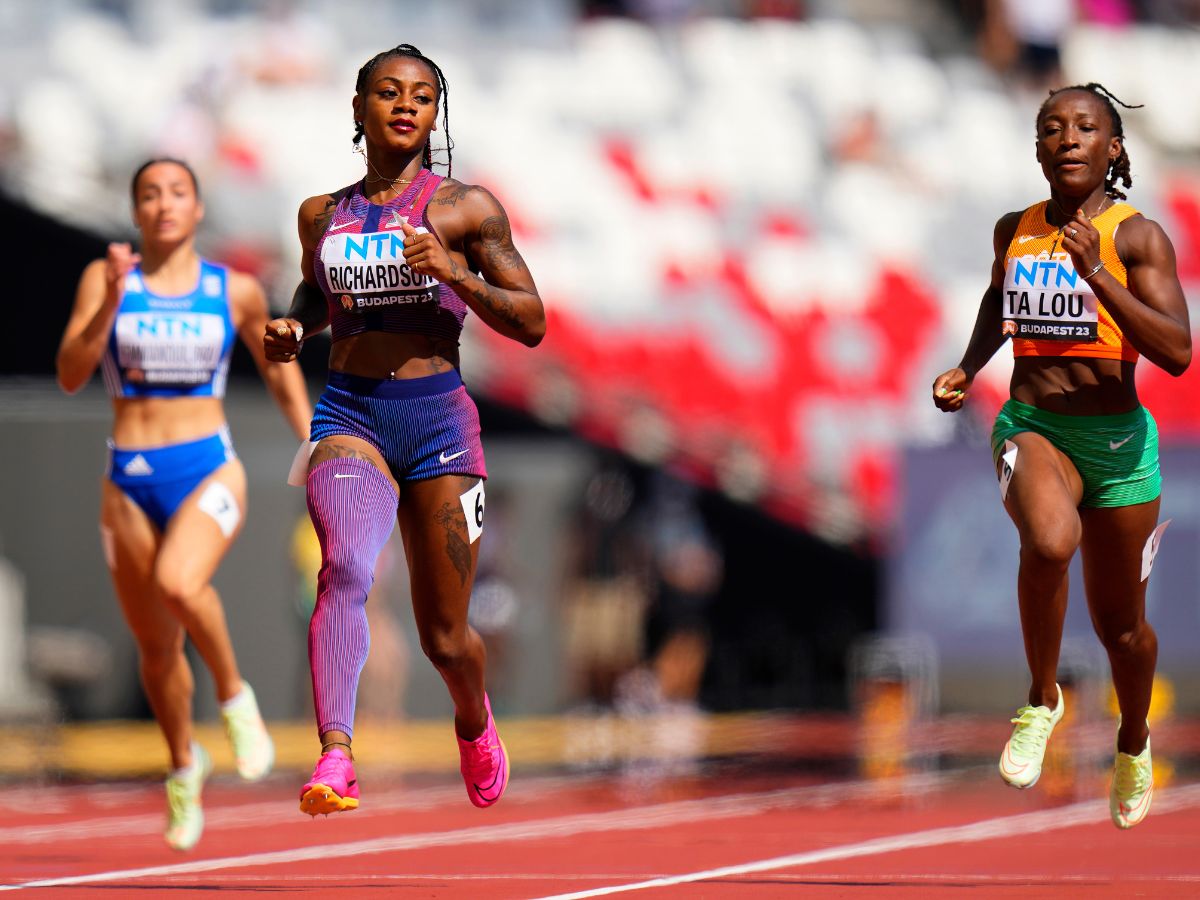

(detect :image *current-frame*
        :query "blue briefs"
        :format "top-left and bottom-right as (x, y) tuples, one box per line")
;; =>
(309, 369), (487, 482)
(106, 427), (235, 531)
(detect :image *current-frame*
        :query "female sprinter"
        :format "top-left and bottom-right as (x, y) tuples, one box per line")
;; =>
(932, 84), (1190, 828)
(263, 44), (545, 816)
(57, 159), (312, 850)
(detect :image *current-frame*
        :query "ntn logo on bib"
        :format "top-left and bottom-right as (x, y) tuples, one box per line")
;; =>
(1002, 255), (1098, 342)
(320, 232), (438, 303)
(114, 312), (227, 369)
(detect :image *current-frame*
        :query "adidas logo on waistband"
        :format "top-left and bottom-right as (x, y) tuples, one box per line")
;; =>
(123, 454), (154, 476)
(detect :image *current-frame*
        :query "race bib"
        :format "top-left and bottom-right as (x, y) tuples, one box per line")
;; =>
(1001, 254), (1098, 342)
(114, 311), (227, 384)
(320, 230), (439, 312)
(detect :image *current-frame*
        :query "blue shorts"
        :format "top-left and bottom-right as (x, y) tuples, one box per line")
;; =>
(310, 370), (487, 482)
(106, 427), (236, 532)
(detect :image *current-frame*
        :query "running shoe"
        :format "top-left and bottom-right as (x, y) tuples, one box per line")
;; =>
(999, 683), (1064, 789)
(300, 747), (359, 816)
(457, 694), (509, 808)
(220, 681), (275, 781)
(1110, 732), (1153, 829)
(165, 743), (212, 851)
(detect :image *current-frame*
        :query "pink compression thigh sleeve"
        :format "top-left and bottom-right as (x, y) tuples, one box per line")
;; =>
(306, 457), (398, 737)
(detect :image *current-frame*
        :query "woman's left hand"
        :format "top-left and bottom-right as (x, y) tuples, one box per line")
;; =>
(1061, 208), (1102, 277)
(400, 220), (465, 285)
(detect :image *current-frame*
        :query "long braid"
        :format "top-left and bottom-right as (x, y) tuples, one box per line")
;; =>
(352, 44), (454, 177)
(1039, 82), (1142, 200)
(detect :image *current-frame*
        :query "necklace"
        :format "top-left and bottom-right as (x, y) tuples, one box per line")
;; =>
(1050, 195), (1111, 228)
(356, 145), (416, 195)
(1048, 195), (1111, 255)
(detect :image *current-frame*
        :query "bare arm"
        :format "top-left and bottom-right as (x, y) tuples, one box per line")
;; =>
(231, 270), (312, 440)
(932, 212), (1021, 412)
(265, 195), (335, 362)
(1075, 214), (1191, 376)
(403, 185), (546, 347)
(56, 245), (140, 394)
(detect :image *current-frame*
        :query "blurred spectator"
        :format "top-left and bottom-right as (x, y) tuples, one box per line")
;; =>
(561, 465), (650, 706)
(239, 0), (331, 86)
(640, 476), (722, 709)
(979, 0), (1075, 89)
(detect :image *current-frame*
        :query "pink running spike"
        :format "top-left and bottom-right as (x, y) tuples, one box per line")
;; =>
(299, 747), (360, 816)
(457, 694), (510, 808)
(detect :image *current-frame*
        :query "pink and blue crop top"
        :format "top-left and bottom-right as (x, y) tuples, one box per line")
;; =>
(102, 259), (236, 398)
(313, 169), (468, 344)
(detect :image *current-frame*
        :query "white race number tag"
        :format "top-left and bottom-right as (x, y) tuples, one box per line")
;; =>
(198, 481), (241, 538)
(458, 479), (485, 544)
(999, 440), (1019, 501)
(1140, 519), (1171, 582)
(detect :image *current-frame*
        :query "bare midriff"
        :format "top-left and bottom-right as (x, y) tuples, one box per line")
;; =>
(328, 331), (460, 380)
(1010, 356), (1140, 416)
(111, 396), (227, 448)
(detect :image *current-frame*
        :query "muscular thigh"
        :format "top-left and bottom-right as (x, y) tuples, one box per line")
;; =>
(157, 459), (247, 590)
(100, 479), (175, 640)
(1000, 431), (1084, 542)
(397, 475), (482, 634)
(1080, 499), (1161, 631)
(310, 434), (399, 494)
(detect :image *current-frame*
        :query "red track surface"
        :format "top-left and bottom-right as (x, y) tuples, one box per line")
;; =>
(3, 766), (1198, 898)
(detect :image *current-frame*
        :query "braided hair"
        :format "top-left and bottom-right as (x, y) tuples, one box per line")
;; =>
(353, 44), (454, 177)
(1038, 82), (1142, 200)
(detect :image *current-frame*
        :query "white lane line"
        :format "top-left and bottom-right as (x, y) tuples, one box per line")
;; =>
(528, 782), (1200, 900)
(0, 772), (957, 891)
(146, 871), (1200, 885)
(0, 773), (587, 846)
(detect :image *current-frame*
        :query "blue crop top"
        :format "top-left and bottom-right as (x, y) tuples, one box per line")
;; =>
(102, 259), (236, 398)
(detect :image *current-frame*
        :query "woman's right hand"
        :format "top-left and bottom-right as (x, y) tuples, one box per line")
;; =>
(932, 367), (972, 412)
(264, 317), (305, 362)
(104, 242), (140, 298)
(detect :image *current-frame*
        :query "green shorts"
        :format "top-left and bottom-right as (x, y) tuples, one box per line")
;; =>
(991, 399), (1161, 508)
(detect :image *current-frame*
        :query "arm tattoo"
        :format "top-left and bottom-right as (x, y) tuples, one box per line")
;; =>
(313, 197), (338, 232)
(434, 502), (473, 586)
(466, 279), (523, 331)
(479, 215), (522, 272)
(430, 182), (477, 208)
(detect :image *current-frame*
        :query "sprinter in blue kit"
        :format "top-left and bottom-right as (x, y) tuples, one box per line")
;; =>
(57, 158), (312, 850)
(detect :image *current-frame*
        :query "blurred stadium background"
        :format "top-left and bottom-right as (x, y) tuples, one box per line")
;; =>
(1, 0), (1200, 786)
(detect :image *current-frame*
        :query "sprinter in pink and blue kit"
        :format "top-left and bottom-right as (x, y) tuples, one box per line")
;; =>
(264, 44), (545, 816)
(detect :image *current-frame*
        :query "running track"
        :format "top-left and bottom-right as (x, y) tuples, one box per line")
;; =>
(4, 765), (1199, 897)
